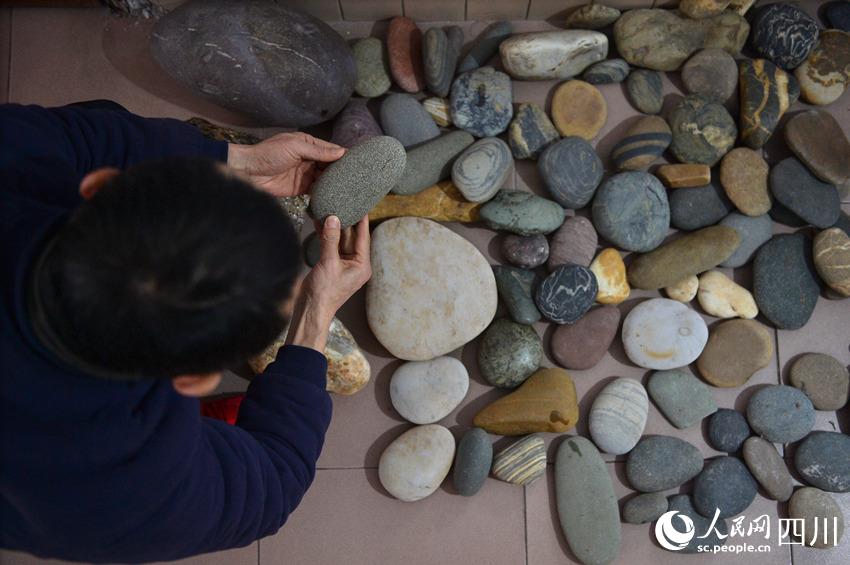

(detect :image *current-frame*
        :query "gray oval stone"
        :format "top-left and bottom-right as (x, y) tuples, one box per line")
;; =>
(480, 190), (565, 235)
(453, 427), (492, 496)
(681, 48), (738, 103)
(626, 69), (663, 114)
(627, 435), (703, 492)
(670, 182), (733, 231)
(743, 436), (794, 501)
(592, 172), (670, 252)
(478, 318), (543, 388)
(789, 353), (850, 411)
(500, 234), (549, 269)
(746, 385), (815, 444)
(789, 487), (846, 548)
(623, 492), (668, 524)
(666, 495), (729, 553)
(493, 266), (541, 325)
(719, 213), (773, 268)
(753, 233), (820, 330)
(770, 157), (840, 229)
(582, 58), (630, 84)
(648, 369), (718, 429)
(450, 66), (513, 137)
(458, 21), (513, 73)
(309, 136), (406, 228)
(795, 432), (850, 493)
(353, 37), (391, 98)
(452, 137), (513, 203)
(555, 436), (621, 565)
(538, 137), (604, 209)
(380, 93), (440, 148)
(707, 408), (751, 453)
(693, 456), (757, 518)
(151, 0), (355, 127)
(535, 265), (598, 325)
(423, 26), (463, 98)
(393, 130), (474, 195)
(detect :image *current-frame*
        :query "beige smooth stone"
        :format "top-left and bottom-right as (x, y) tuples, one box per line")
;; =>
(665, 275), (699, 303)
(697, 270), (758, 319)
(499, 30), (608, 80)
(378, 425), (455, 502)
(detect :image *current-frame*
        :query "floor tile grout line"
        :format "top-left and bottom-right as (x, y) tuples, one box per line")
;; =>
(523, 486), (529, 565)
(256, 539), (261, 565)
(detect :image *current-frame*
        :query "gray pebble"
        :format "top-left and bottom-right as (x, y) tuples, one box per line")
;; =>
(627, 435), (703, 492)
(393, 130), (474, 195)
(480, 190), (565, 235)
(423, 26), (463, 98)
(493, 266), (541, 325)
(623, 492), (668, 524)
(719, 213), (774, 268)
(647, 369), (717, 429)
(795, 432), (850, 493)
(770, 157), (841, 229)
(746, 385), (815, 443)
(450, 66), (513, 137)
(743, 436), (794, 501)
(500, 234), (549, 269)
(669, 181), (733, 231)
(626, 70), (663, 114)
(453, 428), (493, 496)
(707, 409), (751, 453)
(538, 137), (603, 209)
(457, 21), (512, 73)
(753, 233), (820, 330)
(478, 318), (543, 388)
(693, 456), (758, 518)
(380, 93), (440, 148)
(592, 172), (670, 252)
(582, 58), (630, 84)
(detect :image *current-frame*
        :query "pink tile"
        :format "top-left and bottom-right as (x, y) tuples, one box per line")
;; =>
(527, 0), (578, 20)
(340, 0), (403, 21)
(466, 0), (529, 21)
(0, 544), (258, 565)
(0, 8), (9, 104)
(260, 468), (526, 565)
(403, 0), (466, 21)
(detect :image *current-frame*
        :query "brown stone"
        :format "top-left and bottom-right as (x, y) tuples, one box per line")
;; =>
(785, 110), (850, 194)
(789, 353), (850, 411)
(796, 30), (850, 106)
(656, 164), (711, 188)
(550, 80), (607, 140)
(547, 215), (598, 270)
(696, 319), (773, 387)
(386, 16), (425, 93)
(719, 147), (771, 216)
(680, 0), (731, 19)
(813, 228), (850, 297)
(611, 116), (671, 171)
(551, 306), (620, 370)
(473, 367), (579, 435)
(590, 248), (630, 304)
(369, 181), (481, 223)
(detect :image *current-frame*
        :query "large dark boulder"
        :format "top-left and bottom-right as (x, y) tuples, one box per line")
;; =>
(151, 0), (355, 127)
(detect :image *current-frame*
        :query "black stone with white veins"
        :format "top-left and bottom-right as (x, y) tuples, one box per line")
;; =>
(151, 0), (355, 127)
(770, 158), (840, 229)
(538, 137), (603, 209)
(750, 3), (819, 70)
(534, 265), (597, 325)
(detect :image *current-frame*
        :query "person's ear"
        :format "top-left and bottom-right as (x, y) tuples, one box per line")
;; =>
(172, 372), (223, 397)
(79, 167), (121, 200)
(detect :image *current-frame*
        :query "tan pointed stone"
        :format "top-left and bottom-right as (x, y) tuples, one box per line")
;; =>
(368, 181), (481, 223)
(697, 270), (758, 319)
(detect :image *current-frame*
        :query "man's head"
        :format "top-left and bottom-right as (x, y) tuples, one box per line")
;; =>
(34, 158), (300, 392)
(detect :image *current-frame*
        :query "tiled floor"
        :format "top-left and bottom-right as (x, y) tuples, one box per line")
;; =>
(1, 4), (849, 565)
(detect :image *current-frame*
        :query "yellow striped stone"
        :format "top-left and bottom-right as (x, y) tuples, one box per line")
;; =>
(492, 435), (546, 485)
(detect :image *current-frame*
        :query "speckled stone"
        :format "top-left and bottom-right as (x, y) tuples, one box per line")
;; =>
(590, 248), (630, 304)
(535, 265), (597, 325)
(387, 16), (425, 93)
(566, 4), (621, 29)
(380, 93), (440, 148)
(814, 228), (850, 298)
(538, 137), (604, 208)
(626, 70), (663, 114)
(789, 353), (850, 411)
(499, 30), (608, 80)
(493, 266), (541, 325)
(500, 234), (549, 269)
(611, 115), (671, 171)
(353, 37), (391, 98)
(739, 58), (792, 149)
(627, 226), (740, 290)
(457, 21), (512, 73)
(393, 130), (474, 195)
(753, 233), (820, 330)
(697, 319), (773, 387)
(669, 181), (733, 231)
(622, 298), (709, 370)
(480, 190), (565, 235)
(627, 436), (703, 492)
(795, 432), (850, 493)
(785, 110), (850, 192)
(309, 136), (406, 229)
(453, 427), (492, 496)
(450, 66), (513, 137)
(746, 385), (815, 443)
(648, 369), (718, 429)
(665, 495), (728, 553)
(693, 456), (757, 519)
(452, 137), (512, 203)
(551, 305), (620, 370)
(681, 48), (738, 102)
(390, 357), (469, 424)
(656, 164), (711, 188)
(589, 378), (648, 455)
(795, 30), (850, 106)
(551, 80), (607, 140)
(665, 275), (699, 303)
(423, 26), (463, 98)
(582, 58), (629, 84)
(592, 172), (670, 253)
(789, 487), (846, 548)
(743, 437), (793, 501)
(303, 232), (320, 267)
(751, 3), (818, 70)
(378, 424), (455, 502)
(331, 99), (383, 149)
(492, 435), (546, 485)
(422, 97), (452, 127)
(623, 492), (668, 524)
(719, 148), (771, 216)
(478, 318), (543, 389)
(707, 409), (751, 453)
(547, 216), (598, 270)
(669, 94), (737, 166)
(508, 103), (559, 160)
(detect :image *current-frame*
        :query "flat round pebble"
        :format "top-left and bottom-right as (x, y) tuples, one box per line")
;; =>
(592, 172), (670, 252)
(697, 319), (773, 387)
(393, 130), (474, 195)
(623, 492), (668, 524)
(551, 80), (607, 140)
(789, 353), (850, 411)
(501, 234), (549, 269)
(743, 436), (794, 501)
(538, 137), (603, 208)
(670, 182), (733, 231)
(390, 357), (469, 424)
(693, 456), (757, 519)
(535, 264), (597, 324)
(478, 318), (542, 388)
(669, 94), (737, 166)
(508, 103), (559, 160)
(493, 266), (541, 325)
(795, 432), (850, 493)
(626, 70), (663, 114)
(627, 435), (703, 492)
(648, 369), (718, 429)
(622, 298), (708, 370)
(386, 16), (425, 92)
(450, 66), (513, 137)
(551, 305), (619, 370)
(753, 233), (820, 330)
(352, 37), (391, 98)
(547, 215), (598, 270)
(707, 409), (751, 453)
(751, 3), (819, 70)
(746, 385), (815, 444)
(589, 377), (648, 455)
(378, 424), (455, 502)
(582, 58), (629, 84)
(719, 213), (773, 268)
(665, 495), (729, 553)
(492, 434), (546, 486)
(789, 487), (846, 548)
(453, 427), (492, 496)
(452, 137), (512, 203)
(814, 228), (850, 298)
(719, 147), (771, 216)
(770, 157), (840, 229)
(380, 93), (440, 148)
(611, 115), (671, 171)
(480, 190), (565, 235)
(681, 48), (738, 102)
(785, 110), (850, 190)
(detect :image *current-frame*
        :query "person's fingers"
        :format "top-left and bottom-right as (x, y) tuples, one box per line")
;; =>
(353, 215), (371, 262)
(294, 134), (346, 163)
(319, 216), (341, 262)
(296, 162), (315, 195)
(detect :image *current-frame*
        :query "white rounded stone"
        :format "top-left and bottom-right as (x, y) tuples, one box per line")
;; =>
(378, 424), (455, 502)
(390, 357), (470, 424)
(665, 275), (699, 302)
(622, 298), (709, 370)
(499, 30), (608, 80)
(697, 270), (758, 319)
(589, 377), (648, 455)
(367, 217), (498, 360)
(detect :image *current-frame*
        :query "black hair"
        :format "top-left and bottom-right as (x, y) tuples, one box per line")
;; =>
(38, 157), (300, 378)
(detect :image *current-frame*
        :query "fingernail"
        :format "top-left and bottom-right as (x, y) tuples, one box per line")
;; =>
(326, 216), (340, 228)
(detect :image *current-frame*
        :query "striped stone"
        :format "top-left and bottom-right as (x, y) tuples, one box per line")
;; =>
(492, 434), (546, 485)
(589, 378), (648, 455)
(422, 97), (452, 127)
(611, 116), (671, 171)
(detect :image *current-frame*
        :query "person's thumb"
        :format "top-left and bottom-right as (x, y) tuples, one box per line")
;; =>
(298, 135), (346, 163)
(319, 216), (341, 262)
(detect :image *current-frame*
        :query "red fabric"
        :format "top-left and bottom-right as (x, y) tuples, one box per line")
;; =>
(200, 394), (246, 425)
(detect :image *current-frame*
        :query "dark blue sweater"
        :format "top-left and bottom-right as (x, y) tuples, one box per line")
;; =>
(0, 104), (333, 563)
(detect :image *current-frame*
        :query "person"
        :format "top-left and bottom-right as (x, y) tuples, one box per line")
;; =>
(0, 102), (371, 563)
